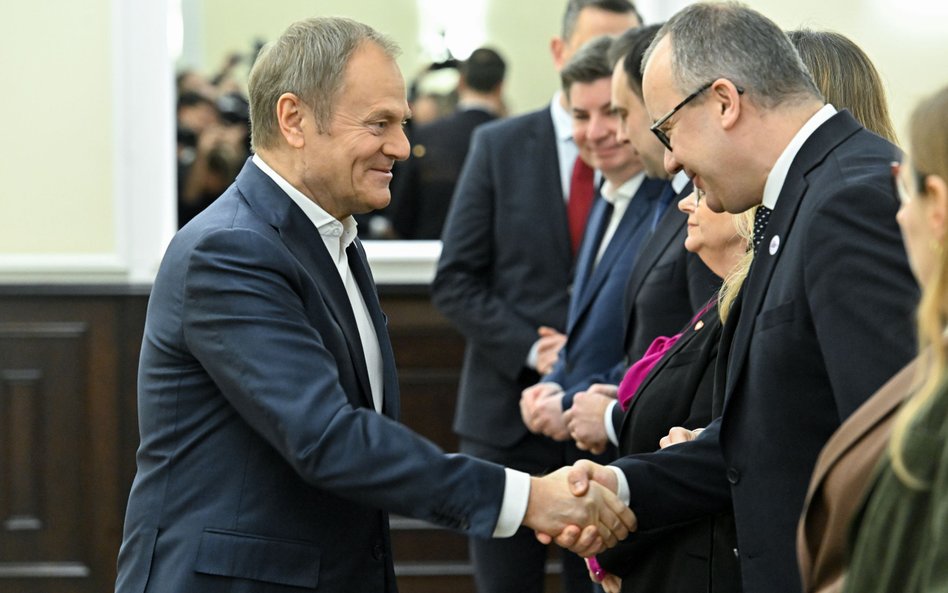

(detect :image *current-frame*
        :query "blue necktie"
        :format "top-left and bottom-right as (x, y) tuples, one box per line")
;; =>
(650, 183), (678, 231)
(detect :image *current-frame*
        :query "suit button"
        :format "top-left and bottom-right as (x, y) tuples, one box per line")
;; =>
(726, 468), (741, 484)
(372, 542), (384, 560)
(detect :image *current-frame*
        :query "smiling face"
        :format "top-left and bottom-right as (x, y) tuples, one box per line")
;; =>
(611, 63), (667, 179)
(297, 42), (411, 219)
(642, 36), (759, 214)
(677, 189), (745, 276)
(569, 77), (640, 184)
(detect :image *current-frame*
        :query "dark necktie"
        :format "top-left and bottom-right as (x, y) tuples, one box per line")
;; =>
(753, 205), (773, 254)
(567, 156), (595, 256)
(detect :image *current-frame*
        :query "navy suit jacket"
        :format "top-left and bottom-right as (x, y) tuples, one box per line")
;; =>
(433, 106), (574, 448)
(613, 110), (918, 593)
(582, 181), (719, 390)
(547, 176), (666, 407)
(116, 160), (506, 593)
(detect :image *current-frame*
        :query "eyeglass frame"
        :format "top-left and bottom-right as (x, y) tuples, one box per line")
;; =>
(650, 80), (745, 152)
(891, 160), (929, 204)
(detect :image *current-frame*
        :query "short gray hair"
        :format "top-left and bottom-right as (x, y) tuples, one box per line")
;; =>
(248, 16), (400, 151)
(644, 2), (820, 108)
(561, 0), (641, 42)
(561, 35), (615, 94)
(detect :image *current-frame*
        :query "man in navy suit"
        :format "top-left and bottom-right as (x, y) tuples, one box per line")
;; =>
(433, 3), (642, 592)
(518, 35), (666, 443)
(558, 5), (918, 593)
(114, 17), (634, 593)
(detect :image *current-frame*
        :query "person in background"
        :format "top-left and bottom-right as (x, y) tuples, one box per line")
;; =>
(389, 47), (507, 240)
(841, 83), (948, 593)
(433, 3), (641, 592)
(116, 16), (634, 593)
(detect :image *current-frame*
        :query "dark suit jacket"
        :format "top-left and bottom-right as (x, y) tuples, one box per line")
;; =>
(389, 107), (497, 239)
(797, 358), (916, 593)
(583, 181), (719, 390)
(612, 110), (918, 593)
(116, 160), (506, 593)
(433, 106), (574, 448)
(598, 305), (740, 593)
(548, 177), (666, 404)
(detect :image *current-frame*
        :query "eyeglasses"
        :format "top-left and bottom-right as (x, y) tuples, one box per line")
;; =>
(694, 187), (703, 208)
(650, 80), (745, 151)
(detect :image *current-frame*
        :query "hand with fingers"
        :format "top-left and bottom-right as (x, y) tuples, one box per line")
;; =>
(522, 465), (636, 557)
(564, 385), (617, 454)
(659, 425), (704, 449)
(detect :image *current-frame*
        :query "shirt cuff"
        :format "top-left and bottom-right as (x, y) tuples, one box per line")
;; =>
(526, 339), (541, 370)
(604, 400), (619, 447)
(493, 468), (531, 537)
(608, 466), (630, 506)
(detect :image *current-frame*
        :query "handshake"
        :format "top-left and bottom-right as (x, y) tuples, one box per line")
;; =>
(520, 460), (636, 556)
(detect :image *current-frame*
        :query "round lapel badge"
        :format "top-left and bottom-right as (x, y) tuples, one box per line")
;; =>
(769, 235), (780, 255)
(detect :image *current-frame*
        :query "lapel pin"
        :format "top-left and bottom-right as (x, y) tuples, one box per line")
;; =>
(769, 235), (780, 255)
(695, 320), (705, 331)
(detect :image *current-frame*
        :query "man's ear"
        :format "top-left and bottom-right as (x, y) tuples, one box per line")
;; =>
(925, 174), (948, 242)
(276, 92), (307, 148)
(712, 79), (743, 131)
(550, 36), (567, 71)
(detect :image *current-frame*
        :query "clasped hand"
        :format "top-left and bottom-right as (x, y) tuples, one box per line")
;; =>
(522, 461), (636, 557)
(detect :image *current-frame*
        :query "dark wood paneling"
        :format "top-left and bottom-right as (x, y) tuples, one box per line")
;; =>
(0, 286), (564, 593)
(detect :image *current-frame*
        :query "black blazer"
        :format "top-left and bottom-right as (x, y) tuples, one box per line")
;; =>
(433, 106), (574, 447)
(598, 305), (740, 592)
(116, 160), (506, 593)
(613, 110), (918, 593)
(389, 108), (497, 239)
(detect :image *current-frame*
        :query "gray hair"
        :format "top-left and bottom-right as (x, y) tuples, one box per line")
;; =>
(561, 35), (615, 94)
(561, 0), (641, 42)
(248, 16), (400, 151)
(644, 2), (820, 108)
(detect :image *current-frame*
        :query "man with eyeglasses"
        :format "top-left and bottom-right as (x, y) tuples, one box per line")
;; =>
(554, 4), (918, 593)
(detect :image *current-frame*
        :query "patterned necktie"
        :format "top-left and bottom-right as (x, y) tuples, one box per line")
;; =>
(753, 205), (773, 254)
(567, 156), (595, 256)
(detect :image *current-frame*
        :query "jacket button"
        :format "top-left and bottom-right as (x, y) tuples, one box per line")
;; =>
(726, 468), (741, 484)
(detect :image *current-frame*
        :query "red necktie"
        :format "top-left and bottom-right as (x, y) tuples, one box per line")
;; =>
(567, 156), (595, 255)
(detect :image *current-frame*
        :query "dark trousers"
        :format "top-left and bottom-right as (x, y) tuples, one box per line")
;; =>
(461, 433), (612, 593)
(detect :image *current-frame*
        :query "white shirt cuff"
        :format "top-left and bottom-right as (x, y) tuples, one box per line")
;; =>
(608, 466), (631, 506)
(526, 339), (541, 370)
(493, 468), (531, 537)
(604, 400), (619, 446)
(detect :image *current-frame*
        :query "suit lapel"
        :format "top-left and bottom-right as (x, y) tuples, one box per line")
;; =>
(722, 111), (863, 409)
(622, 181), (690, 323)
(533, 108), (573, 268)
(571, 178), (662, 329)
(568, 196), (611, 328)
(347, 240), (401, 420)
(618, 305), (719, 439)
(235, 160), (376, 411)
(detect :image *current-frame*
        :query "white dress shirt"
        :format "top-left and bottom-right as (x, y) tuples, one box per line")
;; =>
(596, 172), (645, 266)
(551, 90), (580, 200)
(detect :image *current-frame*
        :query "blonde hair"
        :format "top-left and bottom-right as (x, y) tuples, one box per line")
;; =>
(889, 85), (948, 489)
(717, 208), (755, 323)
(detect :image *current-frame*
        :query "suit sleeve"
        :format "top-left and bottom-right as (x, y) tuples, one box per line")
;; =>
(182, 227), (505, 537)
(612, 417), (732, 530)
(804, 182), (918, 420)
(432, 127), (544, 381)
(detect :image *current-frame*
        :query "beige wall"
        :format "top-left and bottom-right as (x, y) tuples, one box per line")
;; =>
(0, 0), (114, 255)
(1, 0), (946, 277)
